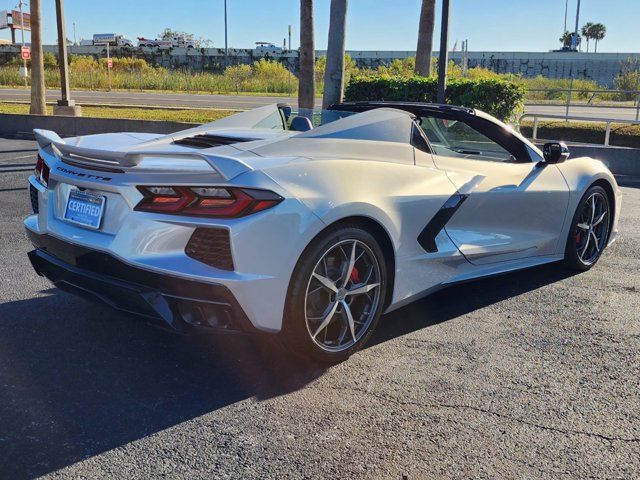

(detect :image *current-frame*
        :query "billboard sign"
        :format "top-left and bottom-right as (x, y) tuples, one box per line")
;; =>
(11, 9), (30, 30)
(0, 10), (31, 30)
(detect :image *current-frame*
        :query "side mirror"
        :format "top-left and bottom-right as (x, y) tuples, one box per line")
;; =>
(543, 142), (570, 164)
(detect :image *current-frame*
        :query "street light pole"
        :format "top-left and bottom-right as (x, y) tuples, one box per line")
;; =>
(437, 0), (451, 103)
(224, 0), (228, 68)
(571, 0), (581, 51)
(563, 0), (568, 33)
(17, 0), (27, 87)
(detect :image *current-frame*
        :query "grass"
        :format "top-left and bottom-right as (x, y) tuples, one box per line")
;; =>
(519, 120), (640, 149)
(0, 102), (237, 123)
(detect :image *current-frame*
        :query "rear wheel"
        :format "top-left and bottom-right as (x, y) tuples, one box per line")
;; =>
(282, 226), (387, 363)
(564, 185), (611, 271)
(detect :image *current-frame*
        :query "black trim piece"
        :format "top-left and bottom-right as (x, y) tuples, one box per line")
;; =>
(26, 231), (256, 334)
(29, 184), (39, 214)
(173, 134), (258, 149)
(417, 193), (468, 253)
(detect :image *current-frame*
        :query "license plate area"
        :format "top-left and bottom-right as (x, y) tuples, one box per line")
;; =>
(64, 189), (106, 230)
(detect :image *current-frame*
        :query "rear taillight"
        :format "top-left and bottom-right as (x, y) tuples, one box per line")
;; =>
(134, 186), (283, 218)
(34, 153), (50, 187)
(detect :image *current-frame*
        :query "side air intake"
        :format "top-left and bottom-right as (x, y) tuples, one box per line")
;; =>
(185, 227), (234, 270)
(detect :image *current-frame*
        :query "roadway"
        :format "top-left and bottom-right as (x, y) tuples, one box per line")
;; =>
(0, 138), (638, 479)
(0, 87), (638, 120)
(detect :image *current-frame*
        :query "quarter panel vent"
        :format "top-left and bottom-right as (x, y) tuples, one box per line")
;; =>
(185, 227), (234, 270)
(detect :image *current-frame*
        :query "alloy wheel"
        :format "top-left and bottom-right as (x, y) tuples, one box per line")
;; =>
(304, 239), (382, 353)
(574, 191), (610, 266)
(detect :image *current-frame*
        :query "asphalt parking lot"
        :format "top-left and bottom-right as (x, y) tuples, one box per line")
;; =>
(0, 138), (638, 479)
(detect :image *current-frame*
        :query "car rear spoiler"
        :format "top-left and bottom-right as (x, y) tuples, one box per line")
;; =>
(33, 129), (253, 180)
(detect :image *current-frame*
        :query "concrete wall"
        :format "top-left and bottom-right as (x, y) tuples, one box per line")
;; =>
(0, 45), (637, 87)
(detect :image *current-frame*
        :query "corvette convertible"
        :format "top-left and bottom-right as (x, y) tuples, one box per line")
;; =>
(25, 102), (620, 362)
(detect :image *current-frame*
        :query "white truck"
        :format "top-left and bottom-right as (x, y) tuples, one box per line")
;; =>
(137, 35), (196, 49)
(90, 33), (134, 47)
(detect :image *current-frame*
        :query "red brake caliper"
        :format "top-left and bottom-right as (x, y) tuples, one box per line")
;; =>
(575, 232), (582, 245)
(350, 266), (361, 284)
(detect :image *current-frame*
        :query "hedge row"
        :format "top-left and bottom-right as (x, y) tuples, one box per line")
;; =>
(344, 75), (525, 121)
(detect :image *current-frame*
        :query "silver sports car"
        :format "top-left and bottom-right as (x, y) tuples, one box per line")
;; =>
(25, 102), (621, 362)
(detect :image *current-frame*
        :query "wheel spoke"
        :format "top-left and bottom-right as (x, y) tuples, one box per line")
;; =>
(591, 230), (601, 252)
(580, 231), (591, 259)
(590, 195), (596, 223)
(347, 282), (380, 296)
(593, 211), (607, 227)
(577, 222), (589, 230)
(312, 272), (338, 293)
(342, 300), (357, 342)
(342, 241), (357, 288)
(312, 301), (339, 340)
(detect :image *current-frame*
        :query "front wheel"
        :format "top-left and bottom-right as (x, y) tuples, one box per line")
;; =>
(282, 225), (388, 363)
(564, 185), (611, 271)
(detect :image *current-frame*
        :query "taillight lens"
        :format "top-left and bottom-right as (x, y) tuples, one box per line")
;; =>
(34, 153), (50, 187)
(135, 186), (283, 218)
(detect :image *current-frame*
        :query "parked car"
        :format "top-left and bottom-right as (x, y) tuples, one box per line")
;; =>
(25, 102), (620, 362)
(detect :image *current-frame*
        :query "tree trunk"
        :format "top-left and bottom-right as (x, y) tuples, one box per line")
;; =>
(594, 40), (598, 53)
(29, 0), (46, 115)
(298, 0), (315, 110)
(415, 0), (436, 76)
(322, 0), (348, 109)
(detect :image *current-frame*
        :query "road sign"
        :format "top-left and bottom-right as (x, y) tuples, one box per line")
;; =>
(107, 58), (113, 68)
(20, 45), (29, 60)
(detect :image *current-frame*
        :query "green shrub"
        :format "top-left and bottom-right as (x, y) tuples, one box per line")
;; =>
(345, 75), (525, 121)
(614, 57), (640, 100)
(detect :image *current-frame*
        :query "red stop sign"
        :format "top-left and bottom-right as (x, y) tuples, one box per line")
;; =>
(21, 46), (30, 60)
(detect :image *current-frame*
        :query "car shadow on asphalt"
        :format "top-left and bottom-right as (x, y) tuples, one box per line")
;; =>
(0, 263), (575, 479)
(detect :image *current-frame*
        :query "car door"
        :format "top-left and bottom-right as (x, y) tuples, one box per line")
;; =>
(417, 112), (570, 265)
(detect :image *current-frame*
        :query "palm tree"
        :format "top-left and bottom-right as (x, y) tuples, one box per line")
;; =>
(560, 30), (580, 50)
(298, 0), (315, 110)
(581, 22), (595, 52)
(322, 0), (348, 109)
(29, 0), (46, 115)
(415, 0), (436, 76)
(591, 23), (606, 52)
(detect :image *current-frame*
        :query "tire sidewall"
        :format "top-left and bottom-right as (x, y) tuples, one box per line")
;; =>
(282, 225), (388, 363)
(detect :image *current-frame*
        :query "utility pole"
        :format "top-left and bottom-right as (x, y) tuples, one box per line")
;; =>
(54, 0), (80, 115)
(73, 21), (76, 45)
(288, 24), (291, 53)
(224, 0), (228, 68)
(437, 0), (451, 103)
(17, 0), (27, 87)
(322, 0), (348, 109)
(571, 0), (581, 51)
(29, 0), (46, 114)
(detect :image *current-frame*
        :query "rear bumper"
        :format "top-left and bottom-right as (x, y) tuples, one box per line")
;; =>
(27, 230), (257, 334)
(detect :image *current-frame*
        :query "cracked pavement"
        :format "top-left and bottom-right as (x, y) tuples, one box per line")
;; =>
(0, 139), (638, 479)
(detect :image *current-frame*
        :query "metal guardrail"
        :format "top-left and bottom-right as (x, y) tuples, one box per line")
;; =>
(518, 113), (640, 146)
(525, 88), (640, 121)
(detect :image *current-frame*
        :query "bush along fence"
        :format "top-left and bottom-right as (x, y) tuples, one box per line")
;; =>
(344, 75), (526, 121)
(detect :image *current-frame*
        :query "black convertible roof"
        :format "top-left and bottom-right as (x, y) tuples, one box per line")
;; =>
(328, 101), (475, 118)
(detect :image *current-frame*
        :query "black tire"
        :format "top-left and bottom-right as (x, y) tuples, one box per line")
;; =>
(564, 185), (611, 271)
(281, 224), (388, 363)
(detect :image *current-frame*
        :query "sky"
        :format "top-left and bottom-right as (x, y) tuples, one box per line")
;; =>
(2, 0), (639, 53)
